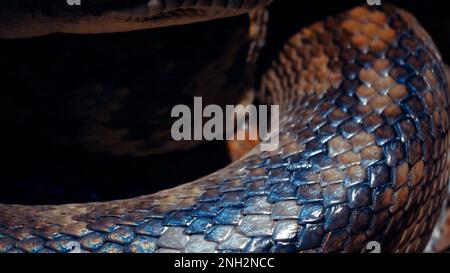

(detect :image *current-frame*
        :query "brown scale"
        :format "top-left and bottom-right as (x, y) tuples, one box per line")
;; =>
(261, 5), (449, 252)
(0, 5), (449, 253)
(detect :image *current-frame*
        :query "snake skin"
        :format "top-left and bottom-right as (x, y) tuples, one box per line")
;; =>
(1, 4), (450, 253)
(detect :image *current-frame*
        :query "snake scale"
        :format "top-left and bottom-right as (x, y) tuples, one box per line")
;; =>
(0, 0), (449, 253)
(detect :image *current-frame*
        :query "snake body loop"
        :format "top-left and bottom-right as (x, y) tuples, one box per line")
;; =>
(0, 3), (450, 253)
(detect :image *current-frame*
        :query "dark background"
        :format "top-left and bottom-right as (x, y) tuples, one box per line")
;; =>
(2, 0), (449, 205)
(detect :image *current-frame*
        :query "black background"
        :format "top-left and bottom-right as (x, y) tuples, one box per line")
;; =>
(0, 253), (448, 271)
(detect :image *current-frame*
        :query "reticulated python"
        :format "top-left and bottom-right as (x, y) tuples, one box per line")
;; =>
(0, 0), (449, 253)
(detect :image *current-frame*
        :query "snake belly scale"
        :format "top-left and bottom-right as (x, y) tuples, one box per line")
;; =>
(0, 2), (449, 253)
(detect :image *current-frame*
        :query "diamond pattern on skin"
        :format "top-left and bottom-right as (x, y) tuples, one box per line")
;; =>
(0, 4), (449, 254)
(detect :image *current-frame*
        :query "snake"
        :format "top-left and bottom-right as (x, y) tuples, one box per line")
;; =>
(0, 0), (449, 253)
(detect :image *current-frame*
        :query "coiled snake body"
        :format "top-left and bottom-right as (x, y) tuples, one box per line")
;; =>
(0, 1), (449, 253)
